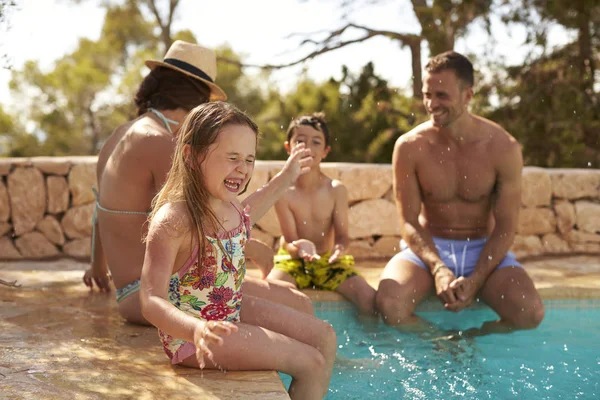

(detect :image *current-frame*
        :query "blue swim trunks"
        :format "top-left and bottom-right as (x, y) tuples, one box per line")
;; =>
(115, 278), (141, 303)
(398, 237), (522, 277)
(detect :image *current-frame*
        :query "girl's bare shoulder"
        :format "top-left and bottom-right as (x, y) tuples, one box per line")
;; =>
(151, 202), (191, 238)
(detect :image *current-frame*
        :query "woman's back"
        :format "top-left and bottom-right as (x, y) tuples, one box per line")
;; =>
(97, 115), (176, 289)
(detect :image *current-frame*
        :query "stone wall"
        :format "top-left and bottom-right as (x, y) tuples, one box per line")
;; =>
(1, 157), (599, 261)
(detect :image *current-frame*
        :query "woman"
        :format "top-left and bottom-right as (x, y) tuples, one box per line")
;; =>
(83, 41), (312, 324)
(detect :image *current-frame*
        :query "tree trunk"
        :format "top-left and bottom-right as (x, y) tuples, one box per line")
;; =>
(409, 39), (423, 99)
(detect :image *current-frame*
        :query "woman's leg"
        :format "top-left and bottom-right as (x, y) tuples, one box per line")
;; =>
(117, 291), (150, 326)
(180, 295), (337, 400)
(243, 276), (313, 314)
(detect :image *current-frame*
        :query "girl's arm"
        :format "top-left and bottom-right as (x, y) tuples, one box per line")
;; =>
(140, 204), (237, 366)
(242, 143), (312, 225)
(328, 181), (351, 264)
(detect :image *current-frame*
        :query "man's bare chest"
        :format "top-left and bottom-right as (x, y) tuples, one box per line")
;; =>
(416, 147), (497, 203)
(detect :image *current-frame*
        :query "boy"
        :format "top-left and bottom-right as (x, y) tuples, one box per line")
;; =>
(267, 113), (376, 313)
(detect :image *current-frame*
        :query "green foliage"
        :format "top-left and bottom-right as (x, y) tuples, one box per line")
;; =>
(254, 62), (420, 163)
(2, 0), (598, 169)
(482, 44), (599, 167)
(487, 0), (600, 167)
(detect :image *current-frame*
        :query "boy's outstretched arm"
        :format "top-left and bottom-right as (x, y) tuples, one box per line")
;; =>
(328, 181), (350, 264)
(242, 143), (312, 225)
(275, 197), (319, 261)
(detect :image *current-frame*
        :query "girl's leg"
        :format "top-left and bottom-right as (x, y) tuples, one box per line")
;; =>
(266, 269), (298, 286)
(335, 275), (377, 314)
(243, 276), (313, 314)
(180, 295), (337, 400)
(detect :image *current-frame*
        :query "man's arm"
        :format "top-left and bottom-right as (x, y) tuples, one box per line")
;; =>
(393, 136), (458, 306)
(393, 137), (444, 273)
(469, 139), (523, 287)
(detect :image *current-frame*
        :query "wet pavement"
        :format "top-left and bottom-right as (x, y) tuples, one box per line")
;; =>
(1, 255), (599, 399)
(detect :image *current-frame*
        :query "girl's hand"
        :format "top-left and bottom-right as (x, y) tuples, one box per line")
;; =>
(328, 244), (346, 264)
(193, 321), (239, 369)
(292, 239), (320, 262)
(282, 142), (312, 181)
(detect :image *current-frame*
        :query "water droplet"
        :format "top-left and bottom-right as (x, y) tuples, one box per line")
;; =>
(588, 162), (592, 167)
(488, 255), (493, 260)
(303, 220), (306, 225)
(501, 294), (504, 299)
(321, 232), (324, 236)
(521, 308), (525, 312)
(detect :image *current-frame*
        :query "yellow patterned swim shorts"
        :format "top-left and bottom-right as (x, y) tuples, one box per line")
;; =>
(273, 248), (358, 291)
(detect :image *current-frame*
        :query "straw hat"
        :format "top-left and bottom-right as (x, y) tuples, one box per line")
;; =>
(145, 40), (227, 101)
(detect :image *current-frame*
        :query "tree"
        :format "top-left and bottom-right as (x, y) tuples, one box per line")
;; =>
(255, 62), (416, 163)
(0, 0), (17, 67)
(7, 2), (158, 155)
(269, 0), (492, 100)
(482, 1), (600, 167)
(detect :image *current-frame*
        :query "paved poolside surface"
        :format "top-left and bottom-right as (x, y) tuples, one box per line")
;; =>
(1, 255), (599, 399)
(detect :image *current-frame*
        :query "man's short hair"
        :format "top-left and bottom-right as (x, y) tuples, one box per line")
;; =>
(425, 51), (474, 88)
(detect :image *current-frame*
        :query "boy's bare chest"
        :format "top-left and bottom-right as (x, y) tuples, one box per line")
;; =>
(288, 190), (335, 225)
(416, 145), (497, 203)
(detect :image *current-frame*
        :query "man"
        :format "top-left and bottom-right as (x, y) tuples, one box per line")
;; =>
(376, 51), (544, 335)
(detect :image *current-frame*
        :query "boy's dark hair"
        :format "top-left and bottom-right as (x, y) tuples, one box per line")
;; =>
(425, 51), (474, 88)
(134, 67), (211, 116)
(285, 112), (330, 146)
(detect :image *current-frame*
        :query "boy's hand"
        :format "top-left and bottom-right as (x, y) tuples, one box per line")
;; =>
(193, 320), (238, 369)
(245, 238), (274, 279)
(282, 142), (312, 181)
(292, 239), (320, 262)
(328, 244), (346, 264)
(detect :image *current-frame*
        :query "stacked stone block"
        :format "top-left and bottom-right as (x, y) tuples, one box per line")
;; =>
(1, 158), (599, 261)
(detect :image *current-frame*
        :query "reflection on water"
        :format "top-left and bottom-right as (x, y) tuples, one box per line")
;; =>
(302, 303), (600, 400)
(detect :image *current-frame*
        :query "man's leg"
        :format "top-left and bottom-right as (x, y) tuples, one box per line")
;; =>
(477, 266), (545, 333)
(375, 253), (434, 329)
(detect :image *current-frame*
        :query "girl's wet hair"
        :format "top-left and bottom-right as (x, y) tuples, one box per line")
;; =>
(286, 112), (330, 146)
(134, 67), (211, 116)
(150, 101), (259, 261)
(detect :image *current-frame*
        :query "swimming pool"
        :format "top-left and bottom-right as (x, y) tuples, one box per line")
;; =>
(282, 300), (600, 399)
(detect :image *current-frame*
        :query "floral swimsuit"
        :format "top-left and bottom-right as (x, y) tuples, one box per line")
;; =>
(159, 205), (250, 364)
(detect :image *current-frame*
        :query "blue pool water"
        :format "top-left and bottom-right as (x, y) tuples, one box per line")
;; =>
(281, 301), (600, 399)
